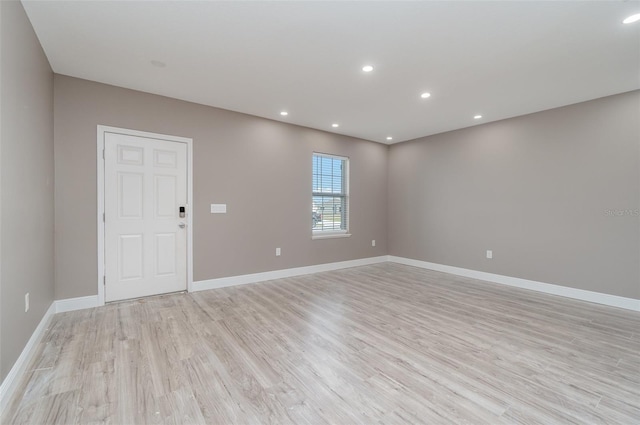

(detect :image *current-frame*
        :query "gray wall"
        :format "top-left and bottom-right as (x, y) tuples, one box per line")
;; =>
(54, 75), (388, 299)
(0, 0), (55, 381)
(388, 91), (640, 299)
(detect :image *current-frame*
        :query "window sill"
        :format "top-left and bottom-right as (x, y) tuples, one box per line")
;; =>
(312, 232), (352, 240)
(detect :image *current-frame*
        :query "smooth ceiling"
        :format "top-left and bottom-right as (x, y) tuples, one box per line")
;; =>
(22, 1), (640, 144)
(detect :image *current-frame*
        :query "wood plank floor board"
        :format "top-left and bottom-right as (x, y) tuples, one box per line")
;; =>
(272, 276), (584, 420)
(263, 280), (517, 423)
(2, 263), (639, 424)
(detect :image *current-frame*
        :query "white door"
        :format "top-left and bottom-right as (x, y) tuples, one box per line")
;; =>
(104, 132), (188, 302)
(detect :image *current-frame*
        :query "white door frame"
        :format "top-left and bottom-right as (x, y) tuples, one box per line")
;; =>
(97, 125), (194, 306)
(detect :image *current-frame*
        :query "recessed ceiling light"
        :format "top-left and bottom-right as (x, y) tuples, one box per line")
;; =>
(623, 13), (640, 24)
(420, 92), (431, 99)
(474, 115), (483, 120)
(280, 111), (288, 116)
(386, 136), (393, 141)
(362, 65), (374, 72)
(332, 123), (339, 128)
(150, 60), (166, 68)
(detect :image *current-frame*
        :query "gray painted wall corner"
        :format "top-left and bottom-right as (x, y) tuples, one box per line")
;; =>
(0, 0), (55, 381)
(388, 90), (640, 299)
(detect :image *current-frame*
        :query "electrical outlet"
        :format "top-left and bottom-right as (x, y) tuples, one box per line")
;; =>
(25, 293), (30, 313)
(372, 240), (376, 247)
(486, 250), (493, 259)
(276, 247), (281, 256)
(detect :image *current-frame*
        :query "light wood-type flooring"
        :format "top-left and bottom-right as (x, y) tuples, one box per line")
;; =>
(3, 263), (640, 424)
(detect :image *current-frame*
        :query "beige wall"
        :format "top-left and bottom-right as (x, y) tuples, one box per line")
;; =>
(388, 91), (640, 299)
(54, 75), (388, 299)
(0, 0), (55, 381)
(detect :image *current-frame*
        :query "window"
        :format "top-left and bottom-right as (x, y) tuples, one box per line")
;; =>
(312, 153), (349, 237)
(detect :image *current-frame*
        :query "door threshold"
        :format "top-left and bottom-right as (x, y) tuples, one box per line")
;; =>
(106, 290), (188, 305)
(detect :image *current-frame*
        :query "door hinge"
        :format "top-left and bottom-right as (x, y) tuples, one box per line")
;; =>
(103, 212), (105, 222)
(102, 149), (105, 159)
(103, 276), (106, 285)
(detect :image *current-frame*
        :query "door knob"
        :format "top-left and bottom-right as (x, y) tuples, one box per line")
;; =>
(178, 222), (186, 228)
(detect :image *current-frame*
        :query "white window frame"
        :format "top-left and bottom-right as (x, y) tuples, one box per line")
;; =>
(312, 152), (351, 239)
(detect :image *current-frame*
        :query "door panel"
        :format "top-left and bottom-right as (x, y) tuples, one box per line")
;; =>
(105, 132), (187, 302)
(155, 175), (176, 218)
(154, 149), (177, 168)
(119, 234), (143, 280)
(155, 233), (177, 276)
(118, 172), (144, 218)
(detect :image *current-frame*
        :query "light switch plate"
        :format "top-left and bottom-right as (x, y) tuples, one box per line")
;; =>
(211, 204), (227, 214)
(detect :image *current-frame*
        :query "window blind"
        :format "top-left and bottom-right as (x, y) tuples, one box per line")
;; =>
(312, 153), (348, 233)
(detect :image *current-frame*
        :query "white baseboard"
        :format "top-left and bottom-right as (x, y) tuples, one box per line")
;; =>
(193, 256), (388, 291)
(0, 302), (55, 414)
(388, 256), (640, 312)
(54, 295), (99, 313)
(53, 257), (388, 310)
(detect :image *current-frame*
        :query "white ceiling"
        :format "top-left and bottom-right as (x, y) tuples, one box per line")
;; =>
(22, 0), (640, 144)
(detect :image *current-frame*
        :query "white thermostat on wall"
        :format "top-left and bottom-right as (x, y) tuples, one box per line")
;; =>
(210, 204), (227, 214)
